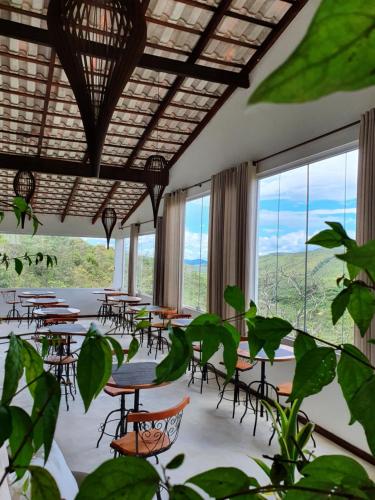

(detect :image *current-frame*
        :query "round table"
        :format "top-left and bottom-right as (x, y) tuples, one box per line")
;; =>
(107, 361), (166, 435)
(26, 298), (67, 307)
(19, 291), (56, 298)
(33, 307), (80, 318)
(238, 343), (294, 418)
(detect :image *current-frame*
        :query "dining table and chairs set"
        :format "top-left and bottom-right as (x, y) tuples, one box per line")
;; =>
(1, 287), (313, 459)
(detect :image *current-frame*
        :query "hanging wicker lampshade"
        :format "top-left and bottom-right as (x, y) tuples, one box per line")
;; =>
(47, 0), (147, 177)
(13, 170), (36, 229)
(102, 207), (117, 249)
(144, 155), (168, 228)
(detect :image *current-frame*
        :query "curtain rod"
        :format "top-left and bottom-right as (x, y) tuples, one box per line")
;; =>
(120, 177), (211, 230)
(255, 120), (360, 165)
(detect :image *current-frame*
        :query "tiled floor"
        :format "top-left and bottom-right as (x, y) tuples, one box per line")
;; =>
(1, 319), (374, 490)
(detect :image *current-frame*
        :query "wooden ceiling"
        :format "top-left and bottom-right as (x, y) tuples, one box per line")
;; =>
(0, 0), (307, 225)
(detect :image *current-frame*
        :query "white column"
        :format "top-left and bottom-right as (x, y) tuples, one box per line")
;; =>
(112, 238), (125, 289)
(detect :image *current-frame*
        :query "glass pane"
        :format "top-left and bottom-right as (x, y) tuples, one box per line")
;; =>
(0, 235), (114, 288)
(276, 166), (308, 329)
(306, 151), (357, 344)
(123, 237), (130, 291)
(257, 175), (280, 316)
(183, 195), (210, 311)
(136, 234), (155, 296)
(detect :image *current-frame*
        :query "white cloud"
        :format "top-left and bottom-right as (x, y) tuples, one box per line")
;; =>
(183, 231), (208, 260)
(259, 230), (307, 255)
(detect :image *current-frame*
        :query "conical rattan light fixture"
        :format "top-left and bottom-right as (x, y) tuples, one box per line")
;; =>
(47, 0), (147, 177)
(145, 155), (168, 228)
(102, 207), (117, 249)
(144, 74), (168, 227)
(13, 170), (35, 229)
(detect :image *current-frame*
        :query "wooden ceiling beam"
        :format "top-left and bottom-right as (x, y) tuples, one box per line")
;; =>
(37, 50), (56, 156)
(0, 153), (169, 185)
(60, 177), (80, 222)
(0, 19), (249, 88)
(122, 0), (234, 177)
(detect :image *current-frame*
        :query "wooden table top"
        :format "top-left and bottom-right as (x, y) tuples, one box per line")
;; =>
(26, 298), (66, 306)
(170, 318), (192, 328)
(108, 362), (163, 390)
(33, 307), (80, 317)
(19, 291), (56, 298)
(108, 295), (142, 303)
(132, 305), (170, 313)
(48, 323), (87, 335)
(237, 342), (294, 362)
(92, 290), (123, 296)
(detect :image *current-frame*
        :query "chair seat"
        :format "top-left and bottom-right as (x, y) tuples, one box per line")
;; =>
(104, 385), (135, 397)
(6, 300), (20, 305)
(276, 382), (292, 397)
(150, 322), (167, 329)
(111, 429), (170, 457)
(236, 359), (254, 372)
(44, 355), (77, 366)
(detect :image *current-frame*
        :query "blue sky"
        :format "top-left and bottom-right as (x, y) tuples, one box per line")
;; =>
(258, 150), (358, 255)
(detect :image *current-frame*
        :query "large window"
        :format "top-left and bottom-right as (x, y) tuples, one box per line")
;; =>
(0, 235), (114, 288)
(123, 237), (130, 290)
(257, 149), (358, 344)
(183, 195), (210, 311)
(136, 233), (155, 296)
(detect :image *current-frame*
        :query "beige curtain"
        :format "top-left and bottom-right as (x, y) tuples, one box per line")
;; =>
(355, 109), (375, 362)
(153, 216), (165, 305)
(128, 223), (140, 296)
(208, 162), (257, 335)
(162, 190), (187, 311)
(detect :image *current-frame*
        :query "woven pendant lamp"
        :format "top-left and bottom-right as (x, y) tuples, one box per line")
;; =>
(144, 155), (168, 228)
(102, 207), (117, 249)
(13, 170), (36, 229)
(47, 0), (147, 177)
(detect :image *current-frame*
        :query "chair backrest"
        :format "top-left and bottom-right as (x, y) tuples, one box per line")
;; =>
(126, 397), (190, 456)
(1, 290), (16, 302)
(43, 317), (77, 326)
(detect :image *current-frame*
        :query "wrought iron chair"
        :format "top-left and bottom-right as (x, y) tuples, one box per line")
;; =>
(148, 311), (190, 358)
(1, 289), (21, 323)
(188, 343), (221, 394)
(110, 396), (190, 462)
(216, 359), (254, 418)
(240, 379), (279, 438)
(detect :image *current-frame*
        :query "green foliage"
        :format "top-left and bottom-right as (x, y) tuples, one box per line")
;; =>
(2, 334), (24, 404)
(248, 0), (375, 104)
(224, 285), (245, 313)
(31, 372), (61, 461)
(290, 347), (337, 401)
(170, 485), (202, 500)
(248, 316), (293, 361)
(126, 337), (140, 362)
(28, 466), (61, 500)
(286, 455), (375, 499)
(166, 454), (185, 470)
(187, 467), (257, 498)
(8, 406), (34, 479)
(0, 404), (12, 448)
(76, 457), (160, 500)
(293, 333), (316, 362)
(77, 329), (113, 412)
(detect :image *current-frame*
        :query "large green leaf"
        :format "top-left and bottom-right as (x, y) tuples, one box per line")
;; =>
(350, 375), (375, 456)
(307, 229), (344, 249)
(0, 404), (12, 447)
(22, 340), (43, 397)
(166, 454), (185, 470)
(220, 323), (240, 381)
(77, 336), (112, 412)
(126, 337), (140, 363)
(347, 284), (375, 336)
(187, 467), (253, 498)
(106, 336), (124, 368)
(76, 457), (160, 500)
(224, 285), (245, 313)
(2, 334), (24, 404)
(28, 466), (61, 500)
(8, 406), (34, 479)
(290, 347), (337, 401)
(249, 0), (375, 104)
(155, 328), (192, 383)
(337, 240), (375, 274)
(251, 317), (293, 361)
(285, 455), (375, 499)
(293, 333), (316, 363)
(337, 344), (373, 425)
(31, 372), (61, 461)
(170, 485), (203, 500)
(331, 287), (352, 326)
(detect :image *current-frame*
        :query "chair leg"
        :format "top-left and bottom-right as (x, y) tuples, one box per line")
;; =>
(96, 408), (121, 448)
